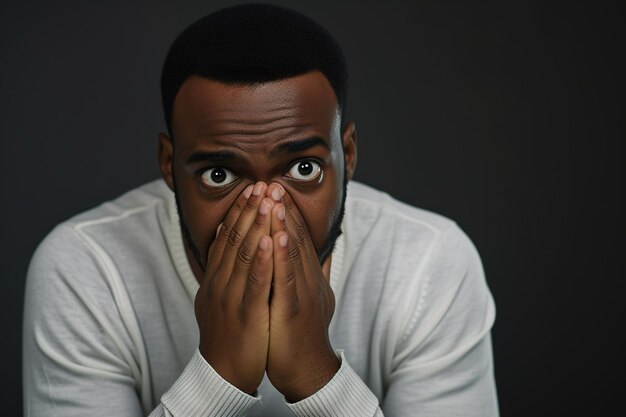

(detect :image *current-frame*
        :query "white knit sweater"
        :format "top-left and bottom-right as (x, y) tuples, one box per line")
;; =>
(23, 180), (499, 416)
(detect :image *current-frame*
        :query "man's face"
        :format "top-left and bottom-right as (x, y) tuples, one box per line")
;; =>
(159, 71), (356, 275)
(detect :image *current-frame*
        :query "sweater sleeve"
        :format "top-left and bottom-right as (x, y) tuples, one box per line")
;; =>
(287, 350), (383, 417)
(381, 224), (499, 417)
(151, 349), (259, 416)
(22, 224), (259, 417)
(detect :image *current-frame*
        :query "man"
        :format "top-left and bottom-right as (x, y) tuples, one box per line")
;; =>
(23, 4), (498, 416)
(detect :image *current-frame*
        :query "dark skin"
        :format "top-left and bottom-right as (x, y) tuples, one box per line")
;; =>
(158, 71), (357, 402)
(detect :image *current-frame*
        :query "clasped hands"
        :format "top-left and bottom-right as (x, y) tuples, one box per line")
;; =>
(194, 181), (339, 403)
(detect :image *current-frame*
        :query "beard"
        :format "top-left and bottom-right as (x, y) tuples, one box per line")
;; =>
(315, 176), (347, 265)
(173, 170), (348, 272)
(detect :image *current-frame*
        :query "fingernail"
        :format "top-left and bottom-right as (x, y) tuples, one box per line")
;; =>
(259, 236), (270, 251)
(271, 188), (281, 201)
(216, 223), (223, 237)
(259, 198), (271, 215)
(252, 182), (264, 196)
(277, 206), (285, 221)
(279, 234), (288, 248)
(243, 185), (253, 199)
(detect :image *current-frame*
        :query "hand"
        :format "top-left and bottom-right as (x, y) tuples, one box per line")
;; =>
(265, 184), (340, 402)
(194, 182), (275, 395)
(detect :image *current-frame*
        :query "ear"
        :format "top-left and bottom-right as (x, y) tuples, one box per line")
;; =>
(341, 122), (357, 181)
(158, 133), (175, 191)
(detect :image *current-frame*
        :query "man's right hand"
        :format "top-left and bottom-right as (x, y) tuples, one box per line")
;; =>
(194, 182), (274, 395)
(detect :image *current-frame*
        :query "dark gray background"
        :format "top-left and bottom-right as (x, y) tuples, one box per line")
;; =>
(2, 1), (624, 415)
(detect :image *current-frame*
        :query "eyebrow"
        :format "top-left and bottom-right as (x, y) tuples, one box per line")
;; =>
(186, 150), (237, 164)
(270, 136), (330, 157)
(186, 136), (330, 164)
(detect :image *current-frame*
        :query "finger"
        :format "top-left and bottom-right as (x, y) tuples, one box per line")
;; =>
(220, 181), (267, 266)
(282, 193), (315, 252)
(228, 197), (273, 297)
(213, 182), (268, 288)
(241, 235), (274, 312)
(270, 202), (286, 237)
(272, 231), (298, 317)
(280, 191), (317, 261)
(206, 184), (253, 274)
(271, 202), (302, 271)
(269, 190), (319, 296)
(266, 183), (285, 237)
(266, 182), (285, 203)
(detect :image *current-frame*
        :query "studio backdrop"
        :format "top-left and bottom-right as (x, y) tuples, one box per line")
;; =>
(1, 1), (623, 416)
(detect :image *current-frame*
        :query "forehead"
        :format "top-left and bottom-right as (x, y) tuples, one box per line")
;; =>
(171, 71), (340, 149)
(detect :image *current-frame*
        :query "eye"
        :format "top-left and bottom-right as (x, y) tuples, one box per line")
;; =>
(200, 167), (239, 188)
(286, 160), (322, 181)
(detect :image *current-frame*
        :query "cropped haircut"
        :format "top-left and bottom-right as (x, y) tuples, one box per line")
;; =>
(161, 3), (348, 138)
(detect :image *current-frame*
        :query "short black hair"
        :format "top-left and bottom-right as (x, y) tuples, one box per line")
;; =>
(161, 3), (348, 138)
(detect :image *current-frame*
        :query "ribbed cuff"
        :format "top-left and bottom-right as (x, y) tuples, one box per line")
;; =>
(287, 350), (380, 417)
(161, 348), (261, 416)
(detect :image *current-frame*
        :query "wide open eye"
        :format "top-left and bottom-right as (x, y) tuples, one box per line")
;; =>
(286, 160), (322, 181)
(200, 167), (239, 187)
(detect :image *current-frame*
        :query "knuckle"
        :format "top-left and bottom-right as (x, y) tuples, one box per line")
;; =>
(292, 214), (309, 236)
(247, 270), (267, 288)
(288, 245), (301, 263)
(283, 270), (297, 287)
(244, 198), (257, 211)
(233, 197), (247, 213)
(236, 240), (256, 265)
(227, 227), (245, 247)
(293, 229), (307, 246)
(291, 210), (305, 227)
(216, 230), (229, 245)
(254, 213), (266, 227)
(219, 221), (234, 240)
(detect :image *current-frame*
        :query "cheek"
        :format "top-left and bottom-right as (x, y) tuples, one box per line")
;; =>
(291, 169), (343, 250)
(178, 184), (235, 259)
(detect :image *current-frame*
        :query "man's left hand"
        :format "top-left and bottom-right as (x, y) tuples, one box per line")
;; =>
(265, 184), (340, 403)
